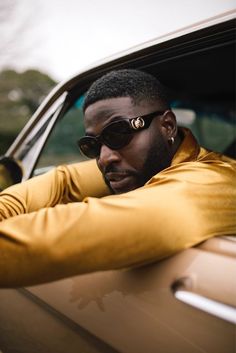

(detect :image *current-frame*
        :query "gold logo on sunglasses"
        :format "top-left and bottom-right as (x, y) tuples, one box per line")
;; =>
(130, 117), (145, 130)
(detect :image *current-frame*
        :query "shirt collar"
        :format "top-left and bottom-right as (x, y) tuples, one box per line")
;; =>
(171, 127), (200, 166)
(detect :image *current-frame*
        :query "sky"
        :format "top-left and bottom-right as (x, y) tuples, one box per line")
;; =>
(1, 0), (235, 82)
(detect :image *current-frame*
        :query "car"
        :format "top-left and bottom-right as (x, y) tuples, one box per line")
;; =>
(0, 10), (235, 353)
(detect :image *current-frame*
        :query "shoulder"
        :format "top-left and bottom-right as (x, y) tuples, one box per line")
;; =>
(148, 157), (236, 187)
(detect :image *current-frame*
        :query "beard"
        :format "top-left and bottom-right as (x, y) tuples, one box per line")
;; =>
(102, 134), (172, 194)
(137, 135), (172, 187)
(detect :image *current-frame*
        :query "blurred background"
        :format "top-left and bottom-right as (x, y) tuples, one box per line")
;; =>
(0, 0), (235, 154)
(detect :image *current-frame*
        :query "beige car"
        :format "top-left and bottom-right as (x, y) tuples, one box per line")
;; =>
(0, 10), (235, 353)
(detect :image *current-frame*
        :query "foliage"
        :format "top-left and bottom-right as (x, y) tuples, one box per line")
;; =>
(0, 69), (56, 154)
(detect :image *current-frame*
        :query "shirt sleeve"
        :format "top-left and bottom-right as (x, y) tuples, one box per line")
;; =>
(0, 161), (235, 288)
(0, 159), (110, 221)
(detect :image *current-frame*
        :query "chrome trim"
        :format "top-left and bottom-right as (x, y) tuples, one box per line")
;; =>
(21, 103), (64, 180)
(6, 93), (67, 156)
(222, 236), (236, 242)
(175, 290), (236, 324)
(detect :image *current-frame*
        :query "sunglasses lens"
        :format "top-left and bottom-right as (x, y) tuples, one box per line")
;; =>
(102, 121), (133, 149)
(78, 137), (101, 158)
(78, 121), (133, 158)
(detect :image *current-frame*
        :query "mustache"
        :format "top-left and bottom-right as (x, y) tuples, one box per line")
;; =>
(103, 165), (136, 176)
(103, 165), (121, 174)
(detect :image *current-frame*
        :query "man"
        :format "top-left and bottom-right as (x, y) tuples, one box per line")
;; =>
(0, 69), (235, 287)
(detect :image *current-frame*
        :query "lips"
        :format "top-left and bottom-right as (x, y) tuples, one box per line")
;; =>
(105, 172), (134, 193)
(105, 172), (129, 181)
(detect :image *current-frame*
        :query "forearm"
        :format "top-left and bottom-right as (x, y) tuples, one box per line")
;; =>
(0, 170), (63, 221)
(0, 160), (109, 221)
(0, 162), (235, 288)
(0, 185), (217, 288)
(0, 194), (179, 287)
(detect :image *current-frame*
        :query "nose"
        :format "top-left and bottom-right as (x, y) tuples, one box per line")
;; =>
(97, 144), (121, 170)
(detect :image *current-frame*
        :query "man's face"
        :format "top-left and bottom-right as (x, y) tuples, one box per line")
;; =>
(84, 97), (173, 194)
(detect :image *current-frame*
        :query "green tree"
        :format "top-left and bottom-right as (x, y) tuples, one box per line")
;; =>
(0, 69), (56, 154)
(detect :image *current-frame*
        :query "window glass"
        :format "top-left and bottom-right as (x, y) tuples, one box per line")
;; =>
(34, 95), (87, 175)
(172, 100), (235, 156)
(33, 93), (235, 176)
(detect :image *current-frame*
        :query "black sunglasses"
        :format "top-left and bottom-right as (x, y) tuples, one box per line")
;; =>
(77, 110), (166, 158)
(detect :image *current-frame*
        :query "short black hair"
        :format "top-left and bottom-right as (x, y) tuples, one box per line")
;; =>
(83, 69), (169, 112)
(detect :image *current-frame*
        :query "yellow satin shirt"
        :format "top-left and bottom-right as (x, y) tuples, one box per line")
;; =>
(0, 129), (235, 287)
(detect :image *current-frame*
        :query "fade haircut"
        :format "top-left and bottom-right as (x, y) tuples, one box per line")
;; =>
(83, 69), (169, 112)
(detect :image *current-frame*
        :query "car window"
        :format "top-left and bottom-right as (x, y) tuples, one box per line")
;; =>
(172, 100), (235, 156)
(33, 95), (87, 175)
(33, 92), (235, 176)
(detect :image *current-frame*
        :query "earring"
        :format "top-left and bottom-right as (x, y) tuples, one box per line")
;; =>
(169, 137), (175, 145)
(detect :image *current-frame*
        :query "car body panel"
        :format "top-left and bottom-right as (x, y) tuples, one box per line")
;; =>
(0, 238), (235, 353)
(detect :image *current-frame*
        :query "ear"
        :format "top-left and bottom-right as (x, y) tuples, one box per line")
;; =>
(159, 110), (178, 140)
